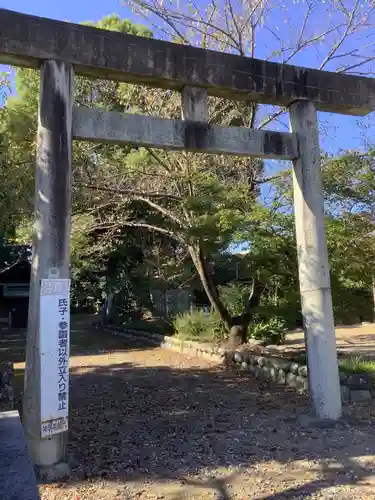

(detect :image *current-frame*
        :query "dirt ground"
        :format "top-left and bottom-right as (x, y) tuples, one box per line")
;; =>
(272, 323), (375, 360)
(6, 319), (375, 499)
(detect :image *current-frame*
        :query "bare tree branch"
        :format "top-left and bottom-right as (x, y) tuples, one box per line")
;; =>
(258, 108), (285, 130)
(92, 220), (184, 242)
(319, 0), (360, 70)
(81, 183), (182, 201)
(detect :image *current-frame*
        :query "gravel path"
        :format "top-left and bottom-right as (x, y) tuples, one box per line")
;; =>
(39, 320), (375, 499)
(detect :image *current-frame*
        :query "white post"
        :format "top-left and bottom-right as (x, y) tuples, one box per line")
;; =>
(289, 100), (341, 420)
(23, 60), (74, 478)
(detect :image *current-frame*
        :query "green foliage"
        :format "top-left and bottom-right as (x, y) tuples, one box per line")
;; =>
(249, 316), (287, 345)
(82, 13), (152, 37)
(173, 307), (287, 346)
(2, 12), (375, 332)
(69, 213), (150, 314)
(218, 283), (250, 317)
(339, 357), (375, 381)
(173, 309), (225, 343)
(294, 354), (375, 382)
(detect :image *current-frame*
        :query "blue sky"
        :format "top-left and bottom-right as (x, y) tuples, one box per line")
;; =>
(0, 0), (373, 156)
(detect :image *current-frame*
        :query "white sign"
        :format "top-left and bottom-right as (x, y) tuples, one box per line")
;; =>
(40, 279), (71, 438)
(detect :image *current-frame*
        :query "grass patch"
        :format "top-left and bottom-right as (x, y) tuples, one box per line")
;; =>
(291, 353), (375, 380)
(339, 356), (375, 379)
(173, 309), (226, 344)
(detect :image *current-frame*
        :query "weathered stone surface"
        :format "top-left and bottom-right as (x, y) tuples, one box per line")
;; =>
(346, 373), (373, 390)
(1, 9), (374, 115)
(277, 369), (287, 385)
(74, 107), (298, 161)
(290, 99), (342, 421)
(270, 367), (278, 382)
(267, 357), (291, 371)
(298, 365), (308, 378)
(241, 361), (249, 371)
(0, 362), (13, 412)
(340, 385), (350, 403)
(296, 376), (308, 392)
(255, 356), (265, 367)
(286, 372), (297, 388)
(290, 363), (300, 374)
(181, 86), (208, 121)
(240, 352), (249, 364)
(38, 461), (70, 482)
(297, 414), (338, 429)
(248, 355), (256, 365)
(339, 371), (348, 385)
(262, 366), (271, 379)
(0, 411), (39, 499)
(234, 352), (243, 363)
(350, 389), (373, 403)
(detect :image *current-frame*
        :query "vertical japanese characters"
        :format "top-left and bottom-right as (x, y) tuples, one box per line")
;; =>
(40, 279), (71, 437)
(58, 300), (68, 413)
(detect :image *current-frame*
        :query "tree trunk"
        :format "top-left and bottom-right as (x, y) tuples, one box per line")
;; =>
(188, 242), (263, 347)
(106, 293), (116, 324)
(188, 243), (232, 329)
(101, 293), (116, 326)
(227, 280), (263, 346)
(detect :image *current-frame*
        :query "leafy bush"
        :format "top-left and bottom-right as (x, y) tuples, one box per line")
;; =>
(248, 316), (287, 345)
(173, 309), (226, 343)
(174, 308), (287, 346)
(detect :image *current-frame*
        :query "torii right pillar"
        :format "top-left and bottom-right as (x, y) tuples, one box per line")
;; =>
(289, 100), (342, 420)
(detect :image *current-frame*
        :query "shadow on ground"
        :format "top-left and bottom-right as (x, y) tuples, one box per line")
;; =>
(0, 316), (154, 364)
(3, 317), (375, 498)
(2, 316), (157, 416)
(67, 359), (375, 499)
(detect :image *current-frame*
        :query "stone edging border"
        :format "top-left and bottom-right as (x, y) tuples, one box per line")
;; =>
(105, 326), (374, 404)
(0, 362), (14, 412)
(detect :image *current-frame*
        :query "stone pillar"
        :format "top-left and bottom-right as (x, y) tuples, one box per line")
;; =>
(289, 100), (341, 420)
(23, 60), (74, 478)
(181, 86), (208, 121)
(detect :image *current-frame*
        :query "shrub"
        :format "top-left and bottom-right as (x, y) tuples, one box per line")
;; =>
(173, 309), (226, 343)
(249, 316), (287, 345)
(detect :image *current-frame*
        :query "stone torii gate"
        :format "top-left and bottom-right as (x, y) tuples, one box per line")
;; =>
(1, 8), (374, 478)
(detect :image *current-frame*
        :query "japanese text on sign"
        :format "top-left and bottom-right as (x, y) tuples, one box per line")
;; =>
(40, 279), (70, 438)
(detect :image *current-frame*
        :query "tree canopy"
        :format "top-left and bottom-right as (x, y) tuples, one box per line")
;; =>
(0, 8), (374, 339)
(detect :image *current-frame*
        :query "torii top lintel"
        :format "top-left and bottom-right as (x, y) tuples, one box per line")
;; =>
(1, 8), (374, 116)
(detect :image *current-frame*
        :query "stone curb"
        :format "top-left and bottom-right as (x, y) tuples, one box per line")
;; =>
(0, 362), (14, 412)
(105, 326), (374, 404)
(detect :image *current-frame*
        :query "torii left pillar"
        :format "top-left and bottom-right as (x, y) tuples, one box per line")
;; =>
(23, 60), (74, 479)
